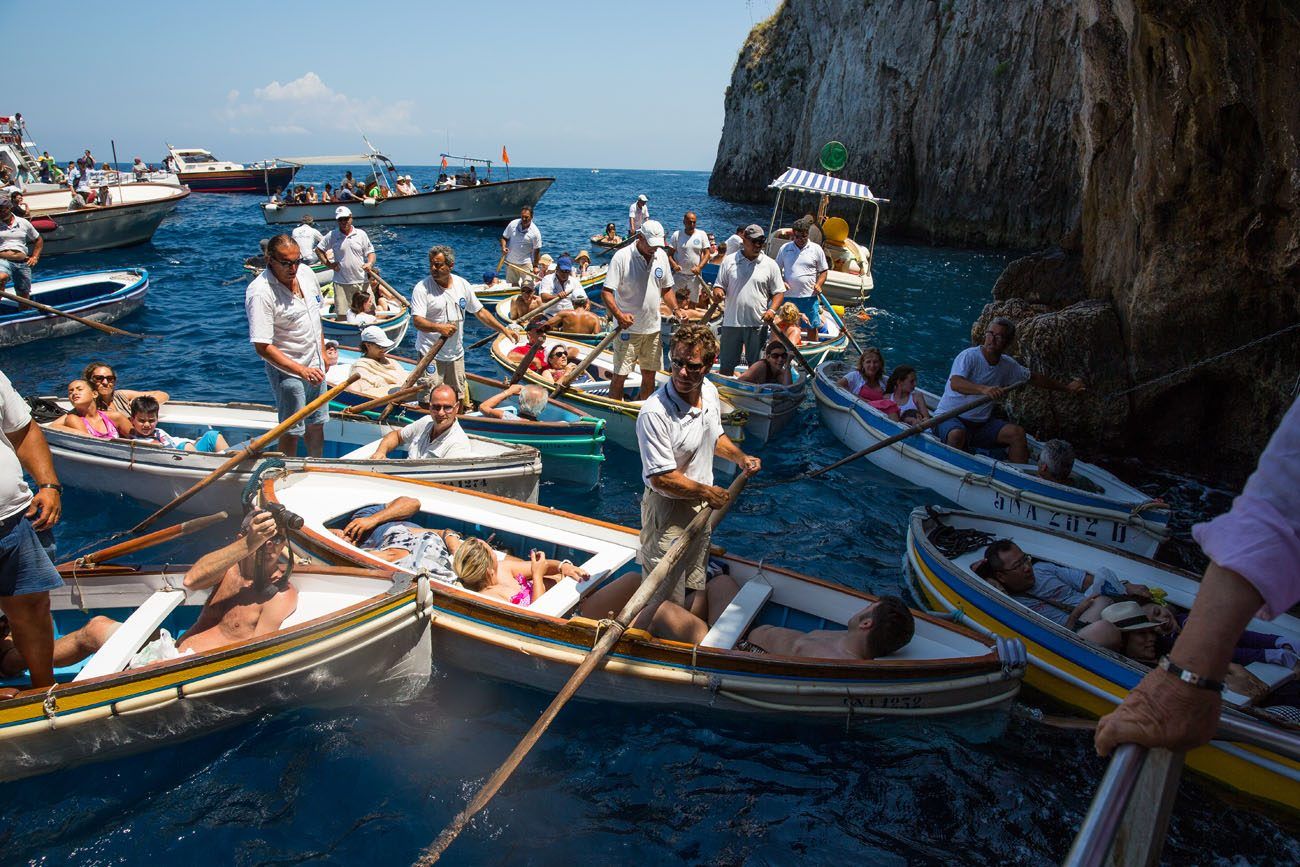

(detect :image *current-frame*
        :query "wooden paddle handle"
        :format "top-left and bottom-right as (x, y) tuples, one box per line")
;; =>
(769, 319), (816, 379)
(343, 384), (424, 415)
(0, 289), (149, 340)
(69, 510), (229, 568)
(379, 334), (448, 422)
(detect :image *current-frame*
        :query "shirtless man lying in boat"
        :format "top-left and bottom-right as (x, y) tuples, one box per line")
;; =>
(176, 510), (299, 654)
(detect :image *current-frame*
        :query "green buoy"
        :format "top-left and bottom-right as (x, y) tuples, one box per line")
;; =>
(819, 141), (847, 172)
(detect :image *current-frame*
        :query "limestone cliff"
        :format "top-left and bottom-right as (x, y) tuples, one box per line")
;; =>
(710, 0), (1084, 247)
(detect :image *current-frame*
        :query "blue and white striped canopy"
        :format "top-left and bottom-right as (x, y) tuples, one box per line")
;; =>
(768, 167), (878, 202)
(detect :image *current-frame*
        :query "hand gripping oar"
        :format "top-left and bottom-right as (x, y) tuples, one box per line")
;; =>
(130, 373), (360, 533)
(551, 324), (624, 399)
(805, 380), (1028, 479)
(65, 510), (229, 568)
(377, 334), (449, 423)
(1, 289), (157, 340)
(417, 471), (751, 864)
(467, 293), (563, 351)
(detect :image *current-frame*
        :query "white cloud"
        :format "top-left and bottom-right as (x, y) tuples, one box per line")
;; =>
(219, 73), (418, 137)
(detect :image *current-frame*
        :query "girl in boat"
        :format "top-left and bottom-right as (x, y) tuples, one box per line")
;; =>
(53, 379), (129, 439)
(82, 361), (169, 416)
(885, 365), (931, 424)
(776, 302), (808, 347)
(446, 536), (588, 606)
(593, 223), (622, 246)
(835, 347), (900, 419)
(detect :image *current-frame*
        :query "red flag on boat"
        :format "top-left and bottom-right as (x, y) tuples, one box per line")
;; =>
(440, 155), (448, 170)
(501, 146), (510, 166)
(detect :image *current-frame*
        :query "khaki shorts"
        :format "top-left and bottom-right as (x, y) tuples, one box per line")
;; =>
(673, 271), (706, 303)
(504, 260), (534, 285)
(429, 356), (468, 405)
(639, 489), (710, 606)
(610, 331), (662, 377)
(332, 281), (369, 315)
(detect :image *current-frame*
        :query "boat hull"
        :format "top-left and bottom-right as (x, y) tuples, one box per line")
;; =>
(26, 184), (189, 255)
(261, 178), (555, 226)
(812, 362), (1169, 556)
(0, 269), (148, 348)
(180, 165), (298, 194)
(707, 370), (806, 445)
(904, 508), (1300, 813)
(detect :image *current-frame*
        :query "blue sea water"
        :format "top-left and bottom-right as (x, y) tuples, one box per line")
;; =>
(1, 167), (1294, 865)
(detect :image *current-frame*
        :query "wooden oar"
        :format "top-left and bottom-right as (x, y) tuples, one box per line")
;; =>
(65, 510), (229, 568)
(377, 334), (448, 423)
(805, 380), (1028, 479)
(466, 293), (562, 350)
(130, 373), (360, 533)
(551, 325), (624, 399)
(0, 289), (155, 340)
(341, 384), (424, 416)
(821, 292), (863, 356)
(494, 253), (505, 275)
(507, 340), (546, 386)
(418, 471), (751, 864)
(504, 260), (535, 282)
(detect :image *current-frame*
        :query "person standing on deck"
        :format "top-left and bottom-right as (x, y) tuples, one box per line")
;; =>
(668, 211), (711, 304)
(291, 214), (323, 266)
(246, 234), (328, 458)
(500, 206), (542, 286)
(635, 323), (759, 629)
(0, 198), (41, 299)
(712, 224), (784, 376)
(775, 216), (829, 342)
(410, 245), (518, 411)
(315, 206), (375, 316)
(628, 194), (649, 236)
(601, 220), (680, 402)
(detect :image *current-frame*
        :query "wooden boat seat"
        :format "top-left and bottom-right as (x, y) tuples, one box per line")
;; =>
(701, 578), (773, 650)
(338, 438), (381, 460)
(529, 569), (613, 618)
(74, 589), (186, 681)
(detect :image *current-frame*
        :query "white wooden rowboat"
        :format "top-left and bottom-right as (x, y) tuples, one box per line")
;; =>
(0, 269), (148, 348)
(24, 183), (189, 255)
(265, 467), (1026, 720)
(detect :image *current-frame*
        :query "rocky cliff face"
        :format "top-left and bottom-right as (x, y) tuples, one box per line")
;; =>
(716, 0), (1300, 479)
(710, 0), (1084, 247)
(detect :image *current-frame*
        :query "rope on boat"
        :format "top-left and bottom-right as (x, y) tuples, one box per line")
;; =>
(42, 684), (58, 726)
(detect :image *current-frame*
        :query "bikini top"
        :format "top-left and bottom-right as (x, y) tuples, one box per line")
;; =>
(82, 410), (118, 440)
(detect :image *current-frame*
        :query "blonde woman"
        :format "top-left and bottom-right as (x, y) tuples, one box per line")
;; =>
(446, 534), (589, 607)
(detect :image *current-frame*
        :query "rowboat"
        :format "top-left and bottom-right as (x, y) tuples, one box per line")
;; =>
(165, 145), (299, 194)
(905, 507), (1300, 812)
(23, 183), (189, 255)
(707, 366), (807, 444)
(37, 399), (542, 511)
(487, 332), (749, 452)
(812, 361), (1171, 556)
(472, 265), (608, 303)
(0, 269), (148, 348)
(264, 467), (1026, 719)
(491, 292), (725, 345)
(589, 233), (631, 252)
(326, 347), (606, 489)
(318, 282), (411, 347)
(0, 562), (430, 782)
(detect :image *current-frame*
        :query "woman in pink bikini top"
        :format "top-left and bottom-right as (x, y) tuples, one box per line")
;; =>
(447, 536), (589, 606)
(51, 380), (129, 440)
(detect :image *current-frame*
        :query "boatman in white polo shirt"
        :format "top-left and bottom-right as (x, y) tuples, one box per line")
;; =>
(636, 323), (759, 628)
(246, 234), (328, 457)
(601, 220), (680, 402)
(291, 214), (323, 266)
(774, 215), (829, 342)
(668, 211), (711, 304)
(537, 255), (588, 312)
(500, 206), (542, 285)
(712, 224), (784, 376)
(315, 205), (376, 315)
(628, 194), (649, 236)
(410, 244), (518, 410)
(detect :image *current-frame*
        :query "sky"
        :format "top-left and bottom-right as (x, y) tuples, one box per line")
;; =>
(11, 0), (781, 171)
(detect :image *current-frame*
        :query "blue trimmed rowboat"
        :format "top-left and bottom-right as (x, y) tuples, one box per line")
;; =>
(707, 366), (807, 444)
(0, 268), (148, 348)
(327, 347), (606, 489)
(812, 360), (1171, 556)
(267, 467), (1025, 721)
(471, 264), (608, 303)
(0, 563), (430, 782)
(318, 280), (410, 348)
(905, 507), (1300, 813)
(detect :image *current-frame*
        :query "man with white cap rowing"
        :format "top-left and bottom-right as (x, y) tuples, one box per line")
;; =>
(315, 205), (375, 315)
(601, 220), (680, 402)
(537, 255), (588, 312)
(712, 224), (784, 375)
(628, 194), (649, 236)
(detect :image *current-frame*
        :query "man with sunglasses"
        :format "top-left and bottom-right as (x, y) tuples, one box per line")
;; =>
(602, 220), (680, 402)
(369, 384), (472, 460)
(246, 234), (328, 458)
(314, 205), (376, 316)
(712, 224), (784, 376)
(635, 323), (760, 627)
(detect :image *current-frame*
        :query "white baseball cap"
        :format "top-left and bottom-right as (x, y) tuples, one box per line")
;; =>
(334, 205), (353, 219)
(639, 219), (666, 247)
(359, 325), (394, 348)
(637, 194), (647, 203)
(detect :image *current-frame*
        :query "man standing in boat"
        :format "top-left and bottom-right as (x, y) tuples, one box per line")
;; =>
(775, 216), (829, 342)
(246, 234), (328, 458)
(411, 245), (519, 410)
(314, 206), (376, 316)
(0, 197), (41, 299)
(628, 194), (649, 236)
(668, 211), (711, 304)
(602, 220), (680, 402)
(291, 215), (323, 266)
(537, 256), (587, 312)
(712, 225), (784, 376)
(635, 323), (760, 624)
(500, 206), (542, 286)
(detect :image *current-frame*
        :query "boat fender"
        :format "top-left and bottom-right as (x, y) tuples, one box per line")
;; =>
(266, 203), (280, 211)
(417, 574), (432, 615)
(362, 197), (377, 206)
(31, 216), (58, 233)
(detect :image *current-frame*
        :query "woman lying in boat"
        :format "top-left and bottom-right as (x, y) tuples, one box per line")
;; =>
(52, 379), (130, 439)
(83, 360), (169, 416)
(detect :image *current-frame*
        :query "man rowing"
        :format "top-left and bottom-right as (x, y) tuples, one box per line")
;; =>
(500, 206), (542, 286)
(601, 220), (680, 402)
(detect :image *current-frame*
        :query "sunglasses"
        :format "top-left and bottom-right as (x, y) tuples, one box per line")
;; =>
(271, 256), (302, 268)
(670, 357), (709, 373)
(550, 351), (568, 358)
(428, 403), (459, 413)
(767, 350), (788, 359)
(90, 374), (116, 383)
(996, 553), (1031, 573)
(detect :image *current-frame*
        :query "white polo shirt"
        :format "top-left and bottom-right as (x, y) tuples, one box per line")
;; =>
(537, 272), (588, 312)
(0, 370), (34, 520)
(603, 244), (673, 335)
(502, 219), (542, 266)
(629, 201), (649, 232)
(669, 228), (711, 272)
(775, 240), (829, 298)
(724, 233), (743, 256)
(245, 265), (325, 370)
(636, 378), (724, 496)
(410, 274), (484, 361)
(318, 226), (374, 284)
(292, 224), (324, 263)
(0, 215), (38, 256)
(716, 251), (784, 328)
(399, 416), (473, 459)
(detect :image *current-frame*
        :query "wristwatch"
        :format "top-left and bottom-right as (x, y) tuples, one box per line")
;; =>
(38, 483), (63, 494)
(1158, 656), (1224, 692)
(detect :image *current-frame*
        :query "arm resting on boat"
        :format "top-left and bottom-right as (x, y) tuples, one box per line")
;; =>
(7, 421), (61, 531)
(183, 512), (279, 590)
(369, 429), (404, 460)
(341, 496), (420, 543)
(477, 384), (522, 419)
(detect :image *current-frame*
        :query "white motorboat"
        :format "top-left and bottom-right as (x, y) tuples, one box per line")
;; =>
(23, 184), (189, 255)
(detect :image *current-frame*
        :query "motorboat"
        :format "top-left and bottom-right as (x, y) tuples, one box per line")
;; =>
(165, 145), (298, 194)
(22, 184), (189, 256)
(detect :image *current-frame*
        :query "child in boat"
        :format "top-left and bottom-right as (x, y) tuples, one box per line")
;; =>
(52, 380), (129, 439)
(449, 539), (587, 606)
(776, 301), (808, 347)
(127, 395), (228, 453)
(835, 348), (900, 419)
(346, 290), (379, 326)
(884, 365), (931, 424)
